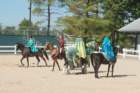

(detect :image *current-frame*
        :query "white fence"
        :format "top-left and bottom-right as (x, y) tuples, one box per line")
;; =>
(0, 44), (73, 54)
(122, 48), (140, 60)
(1, 45), (140, 60)
(0, 46), (17, 54)
(0, 45), (44, 54)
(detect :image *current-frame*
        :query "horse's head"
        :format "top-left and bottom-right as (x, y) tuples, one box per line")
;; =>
(44, 43), (53, 50)
(16, 43), (25, 51)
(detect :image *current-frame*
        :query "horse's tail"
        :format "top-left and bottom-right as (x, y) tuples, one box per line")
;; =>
(41, 48), (49, 60)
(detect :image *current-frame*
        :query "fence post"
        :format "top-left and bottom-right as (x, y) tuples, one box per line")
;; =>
(14, 45), (17, 54)
(138, 50), (140, 60)
(123, 48), (126, 58)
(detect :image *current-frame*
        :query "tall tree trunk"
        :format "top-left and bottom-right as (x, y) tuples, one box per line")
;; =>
(47, 4), (51, 36)
(83, 0), (90, 48)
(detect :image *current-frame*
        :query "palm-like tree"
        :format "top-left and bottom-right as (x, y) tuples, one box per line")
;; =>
(32, 0), (56, 36)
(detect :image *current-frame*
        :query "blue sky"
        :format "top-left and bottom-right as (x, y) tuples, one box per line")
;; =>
(0, 0), (68, 27)
(0, 0), (29, 26)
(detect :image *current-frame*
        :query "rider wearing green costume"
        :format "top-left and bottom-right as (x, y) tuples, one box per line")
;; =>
(26, 35), (38, 53)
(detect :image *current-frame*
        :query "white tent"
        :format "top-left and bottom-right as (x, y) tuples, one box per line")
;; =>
(119, 18), (140, 32)
(119, 18), (140, 49)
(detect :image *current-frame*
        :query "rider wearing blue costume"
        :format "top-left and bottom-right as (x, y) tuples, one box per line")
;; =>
(26, 35), (38, 53)
(101, 36), (115, 61)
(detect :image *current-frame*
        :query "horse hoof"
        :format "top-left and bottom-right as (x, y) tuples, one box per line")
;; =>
(67, 70), (71, 74)
(95, 75), (99, 78)
(21, 64), (24, 66)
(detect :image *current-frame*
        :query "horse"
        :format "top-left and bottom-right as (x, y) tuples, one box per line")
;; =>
(64, 44), (88, 74)
(44, 43), (67, 71)
(16, 43), (48, 67)
(90, 46), (118, 78)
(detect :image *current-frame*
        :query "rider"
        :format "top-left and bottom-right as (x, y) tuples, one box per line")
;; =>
(101, 36), (115, 61)
(58, 34), (65, 54)
(26, 35), (38, 53)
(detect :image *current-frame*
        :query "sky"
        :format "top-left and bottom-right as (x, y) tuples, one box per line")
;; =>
(0, 0), (68, 27)
(0, 0), (29, 27)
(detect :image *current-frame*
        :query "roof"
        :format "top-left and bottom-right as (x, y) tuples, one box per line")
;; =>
(119, 18), (140, 32)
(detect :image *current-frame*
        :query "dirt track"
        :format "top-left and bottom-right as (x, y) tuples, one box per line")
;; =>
(0, 54), (140, 93)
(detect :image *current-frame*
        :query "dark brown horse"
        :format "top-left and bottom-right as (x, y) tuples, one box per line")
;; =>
(90, 46), (118, 78)
(44, 43), (67, 71)
(16, 43), (48, 67)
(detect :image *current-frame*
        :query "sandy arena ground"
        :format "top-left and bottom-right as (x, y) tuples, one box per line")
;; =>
(0, 54), (140, 93)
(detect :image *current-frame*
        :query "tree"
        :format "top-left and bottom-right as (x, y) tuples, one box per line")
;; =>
(2, 26), (16, 35)
(58, 0), (110, 38)
(18, 18), (39, 35)
(19, 18), (31, 29)
(32, 0), (56, 35)
(103, 0), (140, 45)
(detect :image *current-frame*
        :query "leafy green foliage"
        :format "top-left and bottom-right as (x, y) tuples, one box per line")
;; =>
(58, 0), (110, 38)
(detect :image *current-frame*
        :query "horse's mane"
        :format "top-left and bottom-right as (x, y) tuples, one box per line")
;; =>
(46, 43), (54, 49)
(16, 43), (25, 48)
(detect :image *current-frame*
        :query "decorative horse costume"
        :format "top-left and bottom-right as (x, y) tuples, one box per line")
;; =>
(90, 36), (118, 78)
(65, 37), (88, 74)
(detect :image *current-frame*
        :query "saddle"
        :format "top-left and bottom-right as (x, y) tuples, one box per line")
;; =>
(28, 47), (38, 54)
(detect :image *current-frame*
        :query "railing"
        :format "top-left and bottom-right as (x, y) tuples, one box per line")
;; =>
(2, 45), (139, 60)
(0, 44), (73, 54)
(0, 45), (44, 54)
(0, 45), (17, 54)
(122, 48), (140, 60)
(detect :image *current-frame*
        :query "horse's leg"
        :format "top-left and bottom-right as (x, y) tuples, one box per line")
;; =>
(56, 60), (61, 71)
(36, 56), (40, 66)
(112, 64), (115, 77)
(26, 57), (29, 67)
(52, 60), (56, 71)
(62, 57), (67, 73)
(95, 63), (101, 78)
(40, 56), (48, 66)
(63, 51), (67, 66)
(90, 54), (96, 72)
(94, 55), (100, 78)
(81, 58), (87, 74)
(20, 56), (25, 66)
(64, 56), (70, 72)
(107, 64), (111, 77)
(63, 55), (68, 67)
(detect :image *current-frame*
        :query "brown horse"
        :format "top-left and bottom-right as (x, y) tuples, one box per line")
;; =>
(90, 46), (118, 78)
(16, 43), (48, 67)
(44, 43), (67, 71)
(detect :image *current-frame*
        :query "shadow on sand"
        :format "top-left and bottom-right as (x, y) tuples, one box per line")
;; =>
(18, 65), (53, 68)
(100, 74), (136, 78)
(66, 70), (136, 79)
(68, 70), (106, 75)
